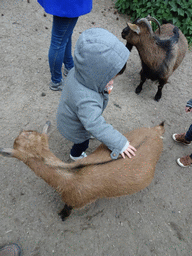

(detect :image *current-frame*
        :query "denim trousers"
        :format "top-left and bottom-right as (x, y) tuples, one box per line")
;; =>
(48, 16), (78, 84)
(185, 124), (192, 158)
(185, 124), (192, 141)
(70, 140), (89, 157)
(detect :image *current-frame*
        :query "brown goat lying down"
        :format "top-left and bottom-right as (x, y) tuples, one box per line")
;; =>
(0, 121), (164, 221)
(122, 15), (188, 101)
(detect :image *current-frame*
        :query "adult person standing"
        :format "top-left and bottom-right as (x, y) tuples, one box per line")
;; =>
(37, 0), (92, 91)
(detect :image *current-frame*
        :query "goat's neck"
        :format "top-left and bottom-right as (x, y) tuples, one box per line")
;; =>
(135, 36), (164, 68)
(22, 151), (73, 191)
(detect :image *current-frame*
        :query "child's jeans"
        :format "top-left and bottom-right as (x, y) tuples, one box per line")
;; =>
(185, 124), (192, 158)
(48, 16), (78, 84)
(70, 139), (89, 157)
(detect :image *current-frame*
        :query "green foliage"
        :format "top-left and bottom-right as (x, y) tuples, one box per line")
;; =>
(115, 0), (192, 46)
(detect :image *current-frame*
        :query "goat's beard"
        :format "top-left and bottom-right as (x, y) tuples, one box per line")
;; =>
(126, 42), (133, 51)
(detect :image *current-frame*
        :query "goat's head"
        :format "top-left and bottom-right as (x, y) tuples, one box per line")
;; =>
(121, 15), (161, 46)
(0, 121), (51, 162)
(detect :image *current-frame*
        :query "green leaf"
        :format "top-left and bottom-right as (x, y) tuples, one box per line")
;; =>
(169, 2), (177, 12)
(178, 8), (185, 16)
(147, 2), (151, 7)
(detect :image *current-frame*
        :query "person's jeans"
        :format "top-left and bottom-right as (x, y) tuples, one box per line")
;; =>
(185, 124), (192, 141)
(185, 124), (192, 158)
(48, 16), (78, 84)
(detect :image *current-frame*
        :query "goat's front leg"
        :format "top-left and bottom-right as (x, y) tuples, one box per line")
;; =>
(58, 204), (73, 221)
(135, 69), (146, 94)
(154, 80), (166, 101)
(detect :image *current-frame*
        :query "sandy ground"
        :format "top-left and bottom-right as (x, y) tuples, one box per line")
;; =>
(0, 0), (192, 255)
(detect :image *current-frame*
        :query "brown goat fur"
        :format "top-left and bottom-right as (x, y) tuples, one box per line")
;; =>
(0, 122), (164, 219)
(121, 17), (188, 101)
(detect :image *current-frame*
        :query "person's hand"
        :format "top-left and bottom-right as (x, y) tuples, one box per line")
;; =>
(121, 144), (137, 159)
(185, 107), (192, 113)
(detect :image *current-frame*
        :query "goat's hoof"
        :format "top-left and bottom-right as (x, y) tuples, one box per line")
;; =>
(154, 98), (161, 102)
(154, 96), (161, 102)
(135, 87), (142, 94)
(58, 212), (68, 221)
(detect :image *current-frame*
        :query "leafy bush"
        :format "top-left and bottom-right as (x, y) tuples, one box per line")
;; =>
(115, 0), (192, 46)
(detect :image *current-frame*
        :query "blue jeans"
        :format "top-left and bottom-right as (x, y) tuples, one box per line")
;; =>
(48, 16), (78, 84)
(185, 124), (192, 158)
(185, 124), (192, 141)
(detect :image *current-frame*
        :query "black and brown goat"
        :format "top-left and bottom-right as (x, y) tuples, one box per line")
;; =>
(122, 16), (188, 101)
(0, 121), (164, 221)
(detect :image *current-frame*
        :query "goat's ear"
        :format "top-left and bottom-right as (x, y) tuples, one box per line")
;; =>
(127, 23), (140, 34)
(42, 121), (51, 134)
(0, 148), (15, 157)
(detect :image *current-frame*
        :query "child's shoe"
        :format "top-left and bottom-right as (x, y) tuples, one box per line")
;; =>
(172, 133), (191, 145)
(49, 78), (64, 91)
(63, 68), (69, 77)
(177, 155), (192, 167)
(70, 152), (87, 161)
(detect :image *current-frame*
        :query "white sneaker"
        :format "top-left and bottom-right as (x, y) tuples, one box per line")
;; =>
(70, 152), (87, 161)
(63, 67), (69, 77)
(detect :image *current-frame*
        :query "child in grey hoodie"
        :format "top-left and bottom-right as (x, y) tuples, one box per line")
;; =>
(57, 28), (136, 160)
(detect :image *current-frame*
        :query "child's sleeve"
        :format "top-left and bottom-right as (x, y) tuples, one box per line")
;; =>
(77, 98), (129, 159)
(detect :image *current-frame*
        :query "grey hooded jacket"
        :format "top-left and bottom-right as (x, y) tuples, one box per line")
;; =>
(57, 28), (130, 159)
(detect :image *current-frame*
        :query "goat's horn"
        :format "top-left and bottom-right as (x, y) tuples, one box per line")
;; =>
(0, 148), (14, 157)
(146, 15), (161, 34)
(137, 18), (153, 35)
(42, 121), (51, 134)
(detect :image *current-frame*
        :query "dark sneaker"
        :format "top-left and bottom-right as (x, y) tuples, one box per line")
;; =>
(0, 243), (21, 256)
(49, 78), (64, 91)
(172, 133), (191, 145)
(177, 155), (192, 167)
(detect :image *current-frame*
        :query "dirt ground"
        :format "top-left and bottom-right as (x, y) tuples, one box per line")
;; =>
(0, 0), (192, 255)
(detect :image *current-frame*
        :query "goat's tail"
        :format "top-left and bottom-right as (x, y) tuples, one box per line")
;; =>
(159, 121), (165, 127)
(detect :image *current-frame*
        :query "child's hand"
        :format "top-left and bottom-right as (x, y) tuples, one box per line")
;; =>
(185, 107), (192, 113)
(121, 144), (137, 159)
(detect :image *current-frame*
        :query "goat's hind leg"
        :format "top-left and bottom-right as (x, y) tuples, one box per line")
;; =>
(135, 70), (146, 94)
(154, 79), (166, 102)
(59, 204), (73, 221)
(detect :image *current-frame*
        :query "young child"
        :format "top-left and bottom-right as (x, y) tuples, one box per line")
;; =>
(172, 99), (192, 167)
(57, 28), (136, 160)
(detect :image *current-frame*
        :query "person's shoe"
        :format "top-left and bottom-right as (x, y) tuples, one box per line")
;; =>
(0, 244), (21, 256)
(172, 133), (191, 145)
(177, 155), (192, 167)
(70, 152), (87, 161)
(49, 78), (64, 91)
(63, 68), (69, 77)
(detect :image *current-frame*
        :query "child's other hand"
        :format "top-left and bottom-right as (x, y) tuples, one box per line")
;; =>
(121, 144), (136, 159)
(185, 107), (192, 113)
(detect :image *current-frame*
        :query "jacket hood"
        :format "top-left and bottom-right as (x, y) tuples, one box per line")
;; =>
(74, 28), (130, 93)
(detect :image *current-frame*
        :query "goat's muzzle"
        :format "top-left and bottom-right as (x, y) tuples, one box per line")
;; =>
(121, 26), (130, 39)
(121, 32), (126, 39)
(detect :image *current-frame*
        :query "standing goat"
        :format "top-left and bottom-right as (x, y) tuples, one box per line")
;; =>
(0, 121), (164, 221)
(121, 15), (188, 101)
